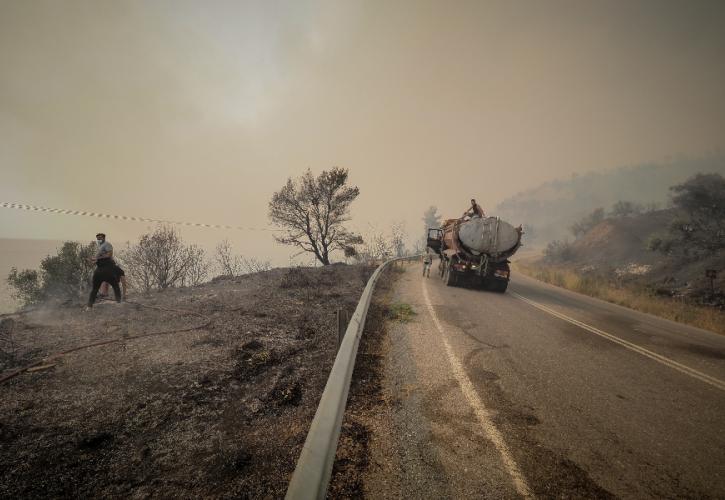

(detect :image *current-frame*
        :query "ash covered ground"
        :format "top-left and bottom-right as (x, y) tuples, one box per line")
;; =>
(0, 264), (378, 499)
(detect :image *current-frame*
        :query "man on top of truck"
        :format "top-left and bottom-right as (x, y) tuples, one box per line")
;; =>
(462, 199), (485, 219)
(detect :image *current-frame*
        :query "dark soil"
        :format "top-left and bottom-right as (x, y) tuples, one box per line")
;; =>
(0, 264), (374, 499)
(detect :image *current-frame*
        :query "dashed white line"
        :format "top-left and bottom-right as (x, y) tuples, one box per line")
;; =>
(422, 280), (534, 499)
(511, 291), (725, 392)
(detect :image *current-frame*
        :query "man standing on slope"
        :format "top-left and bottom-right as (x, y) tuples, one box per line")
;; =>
(87, 232), (122, 309)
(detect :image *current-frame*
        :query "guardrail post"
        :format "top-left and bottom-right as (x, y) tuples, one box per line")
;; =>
(336, 309), (350, 351)
(336, 309), (344, 350)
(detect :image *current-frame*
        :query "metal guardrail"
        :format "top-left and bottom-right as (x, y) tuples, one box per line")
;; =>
(285, 255), (420, 500)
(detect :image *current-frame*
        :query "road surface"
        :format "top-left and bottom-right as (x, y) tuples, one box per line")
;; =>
(364, 263), (725, 499)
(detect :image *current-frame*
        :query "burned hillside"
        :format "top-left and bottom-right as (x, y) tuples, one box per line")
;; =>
(0, 264), (377, 498)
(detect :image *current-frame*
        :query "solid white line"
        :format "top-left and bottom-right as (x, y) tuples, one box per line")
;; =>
(510, 291), (725, 392)
(422, 280), (533, 499)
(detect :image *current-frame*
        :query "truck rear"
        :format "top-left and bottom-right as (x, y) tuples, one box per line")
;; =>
(427, 217), (522, 292)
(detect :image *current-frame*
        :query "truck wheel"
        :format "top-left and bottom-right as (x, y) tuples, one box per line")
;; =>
(492, 281), (508, 293)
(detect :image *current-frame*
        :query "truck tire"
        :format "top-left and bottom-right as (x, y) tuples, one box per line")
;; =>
(491, 280), (508, 293)
(445, 263), (457, 287)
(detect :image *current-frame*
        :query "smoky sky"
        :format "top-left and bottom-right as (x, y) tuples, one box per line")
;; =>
(1, 0), (724, 263)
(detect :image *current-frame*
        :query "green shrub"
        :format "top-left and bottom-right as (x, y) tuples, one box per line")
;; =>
(6, 268), (43, 306)
(543, 240), (574, 262)
(570, 208), (605, 238)
(387, 302), (416, 322)
(7, 241), (96, 308)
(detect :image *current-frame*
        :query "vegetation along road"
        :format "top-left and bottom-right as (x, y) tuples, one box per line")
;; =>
(363, 262), (725, 499)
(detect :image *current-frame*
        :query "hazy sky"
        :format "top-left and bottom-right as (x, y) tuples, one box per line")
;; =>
(1, 0), (724, 264)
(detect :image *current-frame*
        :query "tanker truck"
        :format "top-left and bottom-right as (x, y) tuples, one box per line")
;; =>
(426, 217), (522, 292)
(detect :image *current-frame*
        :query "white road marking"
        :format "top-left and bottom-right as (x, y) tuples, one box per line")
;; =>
(422, 280), (534, 499)
(511, 291), (725, 392)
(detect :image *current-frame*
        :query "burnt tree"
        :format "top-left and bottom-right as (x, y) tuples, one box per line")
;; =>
(269, 168), (361, 265)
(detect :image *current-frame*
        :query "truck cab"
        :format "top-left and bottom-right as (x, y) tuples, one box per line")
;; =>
(426, 228), (443, 254)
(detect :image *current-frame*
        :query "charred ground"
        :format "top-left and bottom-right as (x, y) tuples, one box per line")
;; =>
(0, 264), (378, 498)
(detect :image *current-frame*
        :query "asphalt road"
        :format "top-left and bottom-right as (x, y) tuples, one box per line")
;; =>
(364, 263), (725, 499)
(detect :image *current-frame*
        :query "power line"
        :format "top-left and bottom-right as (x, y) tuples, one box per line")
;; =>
(1, 202), (282, 232)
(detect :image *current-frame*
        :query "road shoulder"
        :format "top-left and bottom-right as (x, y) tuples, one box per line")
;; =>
(360, 262), (523, 499)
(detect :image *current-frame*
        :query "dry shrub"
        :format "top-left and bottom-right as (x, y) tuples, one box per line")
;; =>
(279, 268), (313, 289)
(268, 370), (303, 406)
(233, 341), (279, 379)
(121, 225), (210, 291)
(215, 240), (273, 277)
(358, 266), (375, 286)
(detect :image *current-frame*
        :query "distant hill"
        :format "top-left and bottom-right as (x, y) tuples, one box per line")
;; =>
(495, 155), (725, 246)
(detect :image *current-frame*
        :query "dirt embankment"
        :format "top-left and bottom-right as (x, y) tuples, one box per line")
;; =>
(0, 264), (376, 499)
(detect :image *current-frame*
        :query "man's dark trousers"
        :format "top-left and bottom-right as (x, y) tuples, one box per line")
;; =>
(88, 262), (121, 306)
